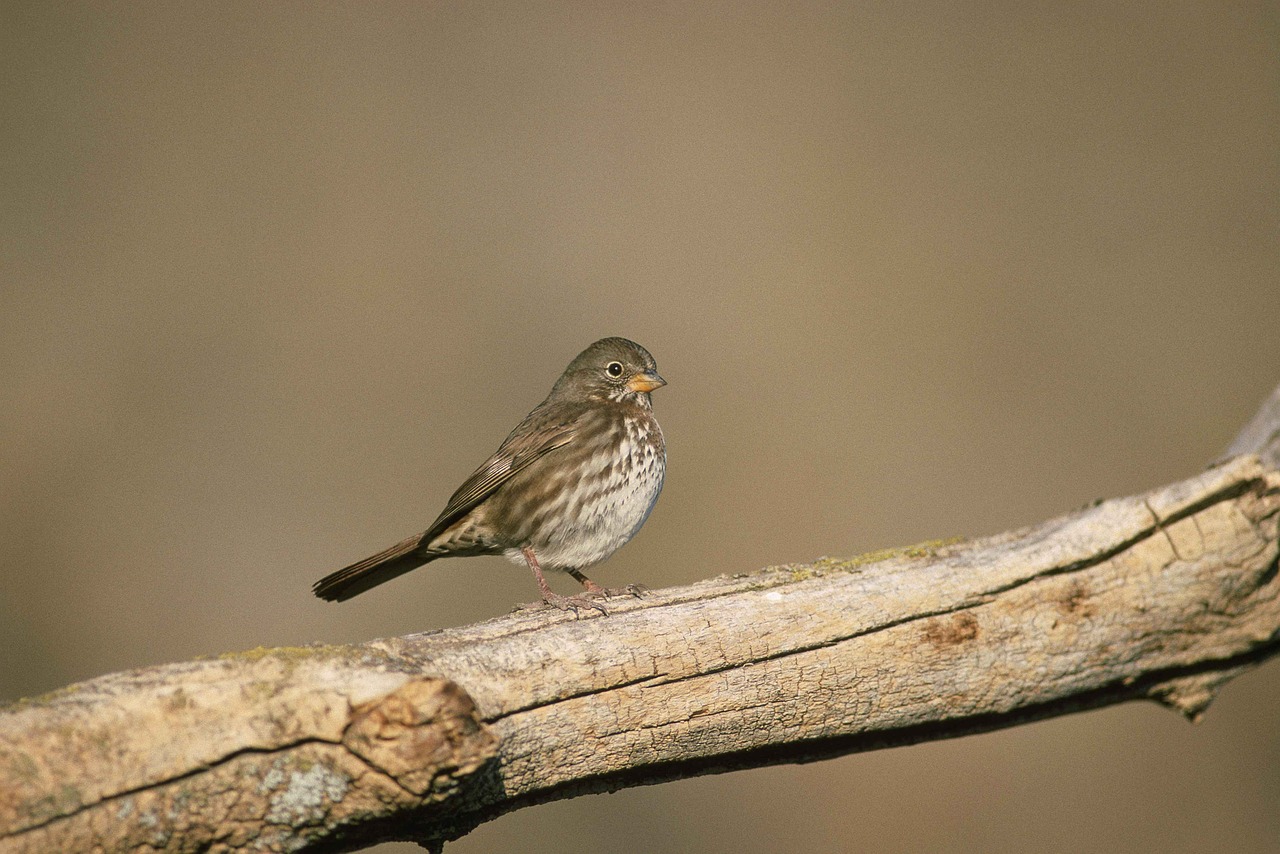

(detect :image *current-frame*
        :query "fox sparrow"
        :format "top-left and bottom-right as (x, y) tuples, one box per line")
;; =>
(312, 337), (666, 613)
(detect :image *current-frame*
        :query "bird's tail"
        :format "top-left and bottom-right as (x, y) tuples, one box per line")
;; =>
(312, 533), (433, 601)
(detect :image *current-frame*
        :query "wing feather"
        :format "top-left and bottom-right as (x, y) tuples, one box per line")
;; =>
(422, 418), (577, 540)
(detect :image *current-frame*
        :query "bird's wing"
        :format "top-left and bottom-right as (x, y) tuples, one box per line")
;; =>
(422, 415), (579, 540)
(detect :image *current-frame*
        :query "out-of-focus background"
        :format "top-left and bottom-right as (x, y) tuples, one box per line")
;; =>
(4, 4), (1278, 852)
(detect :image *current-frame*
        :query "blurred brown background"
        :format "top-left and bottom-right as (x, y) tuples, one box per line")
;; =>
(3, 3), (1278, 853)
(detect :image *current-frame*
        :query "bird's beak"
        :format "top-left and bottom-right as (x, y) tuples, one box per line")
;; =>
(628, 371), (666, 394)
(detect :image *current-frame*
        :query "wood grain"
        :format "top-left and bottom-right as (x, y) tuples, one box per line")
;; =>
(2, 385), (1278, 853)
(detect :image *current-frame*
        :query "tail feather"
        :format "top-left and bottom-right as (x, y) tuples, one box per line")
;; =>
(312, 533), (433, 602)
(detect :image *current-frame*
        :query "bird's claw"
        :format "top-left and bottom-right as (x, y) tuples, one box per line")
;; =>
(543, 592), (609, 616)
(580, 580), (648, 600)
(512, 583), (646, 616)
(591, 583), (648, 600)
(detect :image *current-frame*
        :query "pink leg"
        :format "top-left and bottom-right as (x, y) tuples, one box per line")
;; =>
(522, 547), (607, 615)
(566, 567), (648, 600)
(565, 567), (606, 595)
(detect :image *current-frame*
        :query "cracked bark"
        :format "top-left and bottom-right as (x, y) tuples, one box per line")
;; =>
(2, 383), (1279, 853)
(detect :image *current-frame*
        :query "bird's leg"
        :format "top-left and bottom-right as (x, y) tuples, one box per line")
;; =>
(523, 546), (558, 601)
(522, 547), (607, 615)
(566, 567), (648, 600)
(565, 567), (606, 595)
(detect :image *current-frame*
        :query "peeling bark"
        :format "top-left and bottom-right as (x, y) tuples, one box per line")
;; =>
(2, 384), (1278, 853)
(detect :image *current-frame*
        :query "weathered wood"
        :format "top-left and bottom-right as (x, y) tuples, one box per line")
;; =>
(2, 385), (1278, 853)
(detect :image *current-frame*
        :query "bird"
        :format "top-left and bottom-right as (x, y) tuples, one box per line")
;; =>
(312, 337), (666, 614)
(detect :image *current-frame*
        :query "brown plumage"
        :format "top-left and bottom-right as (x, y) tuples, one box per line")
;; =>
(312, 337), (666, 612)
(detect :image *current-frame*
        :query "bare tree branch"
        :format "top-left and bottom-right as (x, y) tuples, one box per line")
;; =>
(3, 384), (1279, 854)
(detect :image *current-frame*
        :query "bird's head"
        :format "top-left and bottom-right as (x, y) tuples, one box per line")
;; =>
(552, 337), (666, 406)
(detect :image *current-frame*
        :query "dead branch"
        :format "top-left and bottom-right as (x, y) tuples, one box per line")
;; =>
(2, 384), (1278, 854)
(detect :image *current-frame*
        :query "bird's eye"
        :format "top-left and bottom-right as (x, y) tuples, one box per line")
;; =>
(605, 361), (624, 378)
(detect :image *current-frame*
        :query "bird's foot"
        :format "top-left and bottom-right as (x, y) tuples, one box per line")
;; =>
(541, 591), (610, 616)
(583, 581), (648, 600)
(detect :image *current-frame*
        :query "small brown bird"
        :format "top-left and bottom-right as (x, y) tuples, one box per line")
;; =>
(312, 337), (666, 613)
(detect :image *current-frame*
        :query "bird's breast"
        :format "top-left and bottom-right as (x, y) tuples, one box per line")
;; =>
(505, 407), (665, 569)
